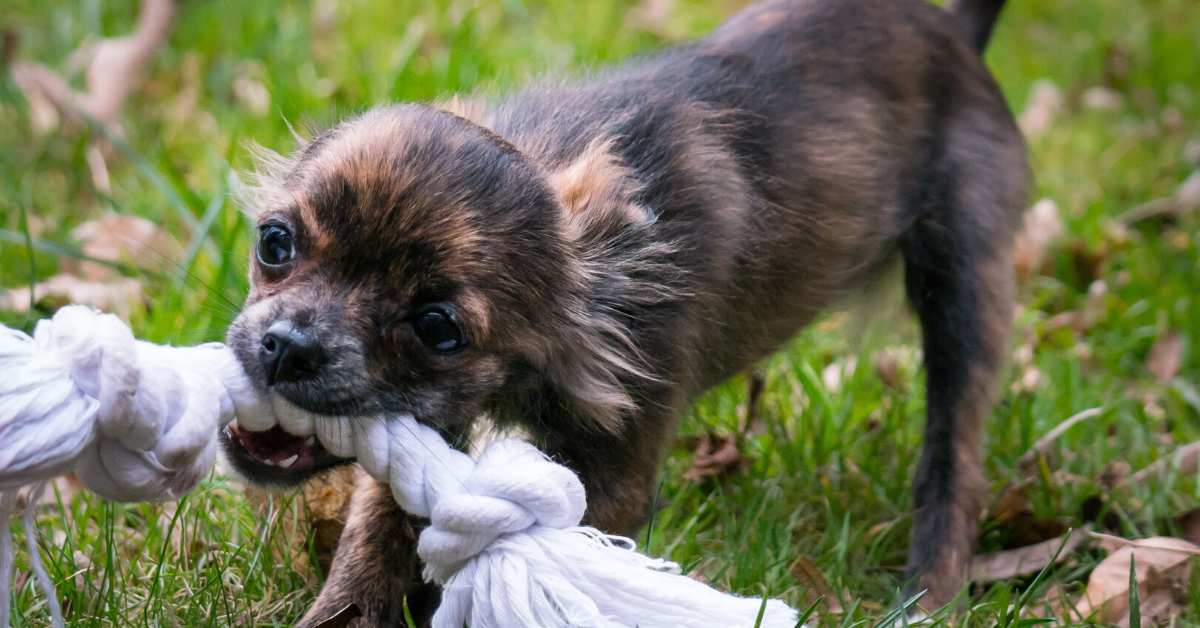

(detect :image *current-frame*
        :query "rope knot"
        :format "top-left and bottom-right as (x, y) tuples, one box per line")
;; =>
(418, 438), (587, 583)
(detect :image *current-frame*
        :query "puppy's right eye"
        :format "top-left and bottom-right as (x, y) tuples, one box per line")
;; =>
(412, 306), (465, 353)
(258, 225), (295, 266)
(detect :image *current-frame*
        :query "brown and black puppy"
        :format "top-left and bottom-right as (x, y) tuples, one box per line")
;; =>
(220, 0), (1027, 624)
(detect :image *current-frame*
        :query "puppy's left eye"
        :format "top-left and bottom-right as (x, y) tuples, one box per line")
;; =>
(412, 306), (465, 352)
(258, 225), (295, 266)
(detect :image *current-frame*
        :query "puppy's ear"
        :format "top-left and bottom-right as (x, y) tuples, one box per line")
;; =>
(537, 139), (665, 433)
(548, 138), (651, 241)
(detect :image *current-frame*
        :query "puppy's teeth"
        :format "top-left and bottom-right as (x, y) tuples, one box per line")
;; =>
(278, 454), (299, 469)
(305, 436), (317, 446)
(261, 458), (276, 466)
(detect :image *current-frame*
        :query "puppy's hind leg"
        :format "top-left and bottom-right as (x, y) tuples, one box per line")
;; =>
(899, 109), (1025, 609)
(295, 470), (440, 628)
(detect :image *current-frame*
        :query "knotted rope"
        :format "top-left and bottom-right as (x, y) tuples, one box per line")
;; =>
(0, 306), (799, 628)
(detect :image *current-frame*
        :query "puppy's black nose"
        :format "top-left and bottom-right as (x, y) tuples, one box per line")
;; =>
(260, 320), (328, 384)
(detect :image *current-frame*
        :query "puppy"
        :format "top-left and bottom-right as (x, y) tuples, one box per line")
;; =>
(221, 0), (1027, 624)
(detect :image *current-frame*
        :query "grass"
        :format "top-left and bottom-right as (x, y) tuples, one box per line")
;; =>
(2, 0), (1200, 625)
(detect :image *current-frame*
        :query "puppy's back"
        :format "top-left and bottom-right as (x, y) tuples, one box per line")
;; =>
(485, 0), (1025, 390)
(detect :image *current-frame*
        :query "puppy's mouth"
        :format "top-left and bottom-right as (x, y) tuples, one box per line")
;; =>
(221, 420), (349, 487)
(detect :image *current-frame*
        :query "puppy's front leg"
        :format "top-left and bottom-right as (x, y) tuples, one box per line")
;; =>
(296, 469), (440, 628)
(542, 402), (679, 536)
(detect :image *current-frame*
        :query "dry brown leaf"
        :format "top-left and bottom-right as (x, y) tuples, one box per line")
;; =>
(9, 63), (61, 133)
(1014, 198), (1064, 277)
(969, 527), (1088, 582)
(1083, 86), (1123, 111)
(790, 556), (845, 613)
(1099, 460), (1132, 491)
(232, 61), (271, 117)
(1017, 408), (1103, 477)
(1115, 198), (1179, 227)
(872, 346), (918, 394)
(5, 275), (143, 319)
(624, 0), (686, 40)
(67, 212), (182, 281)
(867, 514), (908, 537)
(818, 356), (856, 395)
(989, 482), (1032, 521)
(304, 465), (357, 575)
(1146, 331), (1184, 385)
(1123, 442), (1200, 487)
(9, 0), (174, 133)
(1081, 535), (1198, 625)
(982, 482), (1076, 550)
(1018, 80), (1063, 138)
(1042, 310), (1089, 338)
(2, 213), (181, 317)
(994, 511), (1068, 550)
(681, 432), (752, 483)
(242, 466), (356, 575)
(1172, 508), (1200, 546)
(1177, 171), (1200, 212)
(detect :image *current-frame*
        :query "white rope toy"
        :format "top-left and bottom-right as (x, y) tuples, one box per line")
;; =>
(0, 306), (800, 628)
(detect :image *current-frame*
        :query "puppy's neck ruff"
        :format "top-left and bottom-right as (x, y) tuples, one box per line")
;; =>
(0, 306), (799, 628)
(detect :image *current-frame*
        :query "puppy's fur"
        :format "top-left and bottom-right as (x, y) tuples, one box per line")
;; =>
(225, 0), (1026, 624)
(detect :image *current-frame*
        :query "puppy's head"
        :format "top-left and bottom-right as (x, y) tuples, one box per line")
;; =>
(222, 104), (654, 486)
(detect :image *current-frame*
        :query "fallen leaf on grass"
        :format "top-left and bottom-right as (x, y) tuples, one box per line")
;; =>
(1145, 331), (1184, 384)
(981, 482), (1070, 550)
(790, 556), (845, 613)
(1172, 508), (1200, 546)
(1178, 172), (1200, 212)
(1016, 407), (1103, 477)
(1042, 310), (1089, 338)
(304, 465), (357, 575)
(624, 0), (686, 40)
(821, 356), (856, 394)
(989, 482), (1033, 521)
(969, 527), (1089, 582)
(1018, 80), (1063, 138)
(1115, 172), (1200, 226)
(681, 432), (753, 483)
(1099, 460), (1132, 490)
(1013, 198), (1064, 277)
(1, 213), (183, 318)
(1083, 86), (1123, 111)
(872, 346), (919, 394)
(244, 466), (356, 574)
(1080, 535), (1199, 625)
(5, 275), (143, 319)
(1122, 442), (1200, 487)
(68, 212), (181, 281)
(9, 0), (175, 133)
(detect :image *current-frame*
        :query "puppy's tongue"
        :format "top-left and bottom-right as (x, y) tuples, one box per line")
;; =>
(228, 422), (318, 468)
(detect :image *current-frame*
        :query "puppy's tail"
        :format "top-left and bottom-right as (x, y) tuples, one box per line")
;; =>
(945, 0), (1009, 53)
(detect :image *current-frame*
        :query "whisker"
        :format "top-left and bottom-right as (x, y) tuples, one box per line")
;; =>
(113, 232), (246, 314)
